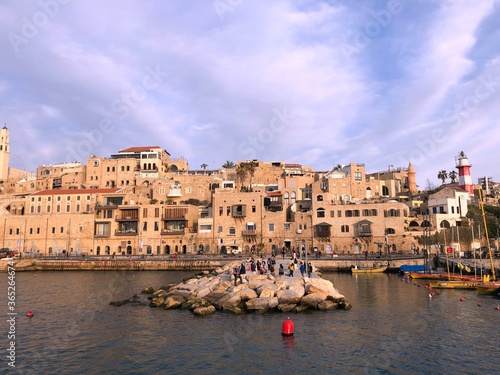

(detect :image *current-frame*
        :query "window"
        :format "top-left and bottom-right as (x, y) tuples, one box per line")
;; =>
(341, 225), (350, 233)
(66, 203), (71, 213)
(218, 226), (223, 233)
(47, 205), (51, 213)
(269, 223), (275, 232)
(143, 222), (147, 231)
(354, 172), (362, 181)
(317, 195), (323, 201)
(219, 207), (223, 216)
(386, 228), (396, 234)
(353, 210), (360, 217)
(37, 228), (40, 234)
(330, 211), (335, 218)
(451, 206), (454, 214)
(143, 208), (148, 218)
(252, 205), (256, 213)
(229, 227), (236, 235)
(316, 208), (325, 218)
(60, 227), (64, 234)
(95, 223), (110, 236)
(76, 204), (80, 213)
(337, 210), (342, 217)
(154, 222), (159, 231)
(155, 208), (160, 217)
(284, 192), (289, 205)
(284, 223), (290, 230)
(52, 227), (55, 234)
(345, 210), (352, 217)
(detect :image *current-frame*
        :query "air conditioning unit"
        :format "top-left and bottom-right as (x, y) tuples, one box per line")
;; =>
(296, 229), (302, 234)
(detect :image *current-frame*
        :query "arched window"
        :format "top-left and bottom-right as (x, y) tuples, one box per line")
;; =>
(382, 186), (389, 196)
(316, 208), (325, 218)
(317, 195), (323, 201)
(284, 192), (289, 205)
(290, 192), (296, 204)
(385, 228), (396, 234)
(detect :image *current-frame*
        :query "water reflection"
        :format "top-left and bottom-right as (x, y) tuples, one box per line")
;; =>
(282, 335), (295, 349)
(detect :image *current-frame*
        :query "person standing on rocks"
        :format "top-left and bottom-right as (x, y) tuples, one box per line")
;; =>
(307, 262), (312, 278)
(299, 261), (305, 277)
(233, 266), (242, 286)
(288, 261), (294, 277)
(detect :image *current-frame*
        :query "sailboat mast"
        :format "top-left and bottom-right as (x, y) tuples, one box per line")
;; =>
(478, 188), (496, 280)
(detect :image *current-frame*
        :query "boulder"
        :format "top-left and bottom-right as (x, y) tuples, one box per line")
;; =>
(317, 300), (338, 311)
(239, 288), (258, 301)
(277, 303), (297, 312)
(300, 292), (328, 309)
(216, 291), (242, 309)
(287, 285), (305, 297)
(276, 290), (302, 305)
(293, 304), (309, 313)
(164, 294), (187, 309)
(141, 286), (155, 294)
(149, 297), (165, 307)
(193, 305), (216, 316)
(245, 297), (279, 311)
(195, 286), (212, 299)
(166, 289), (193, 300)
(203, 291), (228, 304)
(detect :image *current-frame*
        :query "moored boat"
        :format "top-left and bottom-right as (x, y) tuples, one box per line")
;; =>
(351, 265), (387, 274)
(429, 280), (480, 290)
(475, 281), (500, 294)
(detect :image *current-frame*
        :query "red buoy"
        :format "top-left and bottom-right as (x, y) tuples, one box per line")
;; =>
(26, 309), (34, 317)
(477, 301), (481, 307)
(495, 304), (499, 310)
(460, 297), (464, 302)
(281, 318), (294, 336)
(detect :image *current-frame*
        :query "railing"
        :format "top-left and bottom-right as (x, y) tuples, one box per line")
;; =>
(161, 229), (185, 235)
(115, 229), (138, 236)
(242, 230), (257, 236)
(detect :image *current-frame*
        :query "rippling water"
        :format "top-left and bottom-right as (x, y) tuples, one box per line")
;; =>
(1, 271), (499, 374)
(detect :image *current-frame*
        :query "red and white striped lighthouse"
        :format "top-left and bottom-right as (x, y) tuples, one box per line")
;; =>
(455, 151), (473, 195)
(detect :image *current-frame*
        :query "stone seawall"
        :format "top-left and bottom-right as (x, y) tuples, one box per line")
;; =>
(0, 259), (231, 272)
(0, 257), (425, 272)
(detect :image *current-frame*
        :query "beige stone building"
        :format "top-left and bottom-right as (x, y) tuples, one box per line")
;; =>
(0, 126), (429, 257)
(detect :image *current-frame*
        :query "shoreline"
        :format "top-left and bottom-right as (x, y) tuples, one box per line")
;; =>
(1, 255), (430, 273)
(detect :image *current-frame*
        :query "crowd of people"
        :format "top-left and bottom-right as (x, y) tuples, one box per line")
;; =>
(232, 253), (314, 286)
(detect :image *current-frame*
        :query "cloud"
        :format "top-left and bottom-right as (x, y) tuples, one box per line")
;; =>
(0, 0), (499, 188)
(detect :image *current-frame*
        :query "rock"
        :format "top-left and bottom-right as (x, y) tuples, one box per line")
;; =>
(239, 288), (258, 301)
(300, 292), (328, 309)
(149, 297), (165, 307)
(256, 283), (279, 297)
(317, 300), (338, 310)
(141, 286), (155, 294)
(193, 305), (216, 316)
(195, 286), (212, 299)
(110, 294), (143, 306)
(276, 290), (302, 305)
(164, 295), (187, 309)
(293, 304), (309, 313)
(277, 303), (297, 312)
(287, 285), (305, 297)
(245, 297), (279, 311)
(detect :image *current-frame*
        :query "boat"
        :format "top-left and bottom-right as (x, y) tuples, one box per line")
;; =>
(408, 272), (469, 281)
(475, 281), (500, 294)
(399, 265), (430, 274)
(351, 265), (387, 274)
(429, 280), (480, 290)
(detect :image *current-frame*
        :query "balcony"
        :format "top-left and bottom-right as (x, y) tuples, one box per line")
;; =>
(167, 186), (182, 197)
(115, 229), (138, 236)
(242, 229), (257, 236)
(116, 214), (139, 221)
(358, 229), (373, 237)
(161, 229), (185, 235)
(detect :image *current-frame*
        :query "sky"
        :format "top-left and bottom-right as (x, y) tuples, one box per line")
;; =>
(1, 0), (500, 189)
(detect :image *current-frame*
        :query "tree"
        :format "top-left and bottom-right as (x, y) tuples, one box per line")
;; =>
(448, 170), (458, 183)
(437, 170), (448, 185)
(222, 160), (235, 169)
(425, 178), (437, 192)
(200, 163), (208, 170)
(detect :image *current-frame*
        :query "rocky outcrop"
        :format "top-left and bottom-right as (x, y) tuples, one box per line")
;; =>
(113, 261), (351, 315)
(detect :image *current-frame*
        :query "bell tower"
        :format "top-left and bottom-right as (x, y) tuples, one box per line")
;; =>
(0, 125), (9, 181)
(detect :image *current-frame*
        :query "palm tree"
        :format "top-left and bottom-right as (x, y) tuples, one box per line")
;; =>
(222, 160), (235, 169)
(437, 170), (448, 185)
(200, 163), (208, 170)
(236, 164), (247, 188)
(448, 170), (458, 183)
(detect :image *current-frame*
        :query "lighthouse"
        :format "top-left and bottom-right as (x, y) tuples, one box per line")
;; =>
(455, 151), (473, 195)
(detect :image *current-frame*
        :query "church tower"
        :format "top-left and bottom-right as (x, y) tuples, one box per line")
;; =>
(0, 125), (10, 181)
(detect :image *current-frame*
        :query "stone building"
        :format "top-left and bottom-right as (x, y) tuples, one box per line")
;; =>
(0, 125), (429, 256)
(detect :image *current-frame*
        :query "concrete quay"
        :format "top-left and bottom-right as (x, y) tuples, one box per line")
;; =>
(0, 254), (426, 272)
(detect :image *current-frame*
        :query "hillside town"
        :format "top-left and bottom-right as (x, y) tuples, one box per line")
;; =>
(0, 125), (496, 258)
